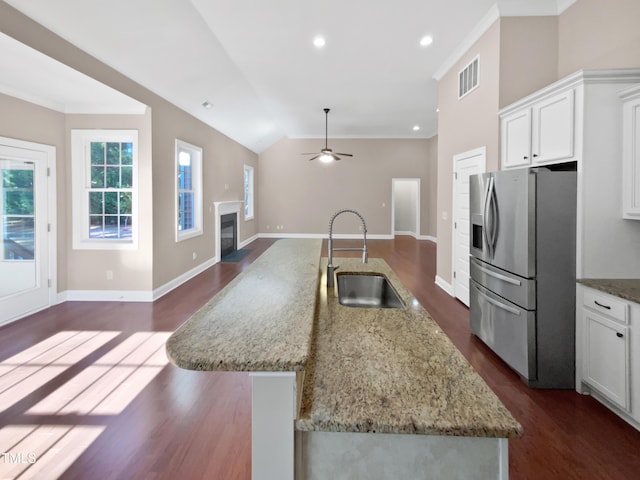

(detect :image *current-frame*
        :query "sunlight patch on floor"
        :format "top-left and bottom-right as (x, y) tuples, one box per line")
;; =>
(0, 331), (120, 412)
(27, 332), (170, 416)
(0, 331), (172, 479)
(0, 424), (105, 479)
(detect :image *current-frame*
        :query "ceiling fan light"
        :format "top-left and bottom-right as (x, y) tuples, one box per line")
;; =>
(313, 36), (326, 48)
(319, 154), (334, 163)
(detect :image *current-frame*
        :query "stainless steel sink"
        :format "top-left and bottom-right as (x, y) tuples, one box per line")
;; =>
(336, 273), (404, 308)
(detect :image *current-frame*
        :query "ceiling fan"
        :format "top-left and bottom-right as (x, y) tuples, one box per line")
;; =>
(303, 108), (353, 163)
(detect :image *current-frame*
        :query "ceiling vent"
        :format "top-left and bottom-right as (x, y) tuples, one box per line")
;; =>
(458, 55), (479, 99)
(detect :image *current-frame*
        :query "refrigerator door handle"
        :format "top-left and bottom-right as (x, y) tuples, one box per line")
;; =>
(476, 285), (522, 316)
(474, 262), (522, 286)
(483, 176), (494, 258)
(488, 177), (498, 255)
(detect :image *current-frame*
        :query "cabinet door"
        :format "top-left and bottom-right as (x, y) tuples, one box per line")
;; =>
(622, 96), (640, 219)
(583, 309), (630, 411)
(531, 90), (575, 164)
(501, 109), (531, 169)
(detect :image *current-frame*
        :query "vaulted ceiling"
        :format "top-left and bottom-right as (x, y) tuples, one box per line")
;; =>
(1, 0), (574, 152)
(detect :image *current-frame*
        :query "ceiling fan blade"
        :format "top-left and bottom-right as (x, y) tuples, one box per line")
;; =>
(334, 152), (353, 157)
(308, 155), (321, 161)
(333, 154), (341, 161)
(301, 152), (319, 155)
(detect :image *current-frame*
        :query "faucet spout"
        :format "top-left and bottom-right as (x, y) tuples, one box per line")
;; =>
(327, 209), (368, 287)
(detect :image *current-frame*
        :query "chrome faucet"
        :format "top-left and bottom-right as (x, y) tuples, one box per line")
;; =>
(327, 209), (368, 287)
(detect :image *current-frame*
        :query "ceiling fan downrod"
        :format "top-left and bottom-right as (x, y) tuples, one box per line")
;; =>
(324, 108), (330, 150)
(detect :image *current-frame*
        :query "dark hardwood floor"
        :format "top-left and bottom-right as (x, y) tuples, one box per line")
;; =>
(1, 236), (639, 479)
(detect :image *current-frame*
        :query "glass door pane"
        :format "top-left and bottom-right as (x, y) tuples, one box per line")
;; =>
(1, 159), (36, 298)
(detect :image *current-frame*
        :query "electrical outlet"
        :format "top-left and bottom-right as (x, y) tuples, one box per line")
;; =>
(192, 252), (197, 260)
(106, 270), (113, 280)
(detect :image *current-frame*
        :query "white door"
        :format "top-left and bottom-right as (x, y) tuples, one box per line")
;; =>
(0, 138), (55, 326)
(452, 147), (486, 306)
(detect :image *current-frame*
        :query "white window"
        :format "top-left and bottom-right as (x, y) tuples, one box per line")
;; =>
(176, 140), (203, 241)
(71, 129), (138, 250)
(244, 164), (254, 220)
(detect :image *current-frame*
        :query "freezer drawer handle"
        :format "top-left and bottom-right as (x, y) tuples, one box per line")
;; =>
(594, 300), (611, 310)
(474, 263), (522, 286)
(476, 285), (522, 316)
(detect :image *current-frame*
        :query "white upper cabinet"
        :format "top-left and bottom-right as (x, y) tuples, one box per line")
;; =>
(501, 108), (531, 169)
(532, 90), (575, 164)
(620, 84), (640, 220)
(500, 86), (576, 169)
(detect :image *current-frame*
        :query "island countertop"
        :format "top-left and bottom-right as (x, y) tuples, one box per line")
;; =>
(296, 257), (523, 438)
(166, 238), (322, 371)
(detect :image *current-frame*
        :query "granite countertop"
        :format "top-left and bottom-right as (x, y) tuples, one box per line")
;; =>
(577, 278), (640, 304)
(165, 238), (322, 371)
(296, 257), (523, 438)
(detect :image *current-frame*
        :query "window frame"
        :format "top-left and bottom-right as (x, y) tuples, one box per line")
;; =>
(175, 139), (203, 242)
(71, 129), (139, 250)
(244, 164), (254, 221)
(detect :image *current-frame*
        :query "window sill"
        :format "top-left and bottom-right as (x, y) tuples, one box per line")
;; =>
(176, 229), (203, 243)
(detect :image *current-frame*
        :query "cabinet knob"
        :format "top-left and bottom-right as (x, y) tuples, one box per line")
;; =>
(616, 332), (624, 338)
(533, 154), (539, 158)
(523, 156), (528, 160)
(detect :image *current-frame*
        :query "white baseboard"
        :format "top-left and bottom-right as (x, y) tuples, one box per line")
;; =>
(259, 233), (394, 240)
(435, 275), (454, 297)
(418, 235), (437, 243)
(152, 256), (217, 300)
(240, 234), (259, 249)
(61, 289), (154, 302)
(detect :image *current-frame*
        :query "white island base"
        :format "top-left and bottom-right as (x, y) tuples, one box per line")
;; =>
(297, 432), (507, 480)
(250, 373), (509, 480)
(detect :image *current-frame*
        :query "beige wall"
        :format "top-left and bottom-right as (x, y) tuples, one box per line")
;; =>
(258, 137), (436, 238)
(436, 21), (501, 285)
(151, 100), (258, 289)
(558, 0), (640, 77)
(65, 111), (153, 292)
(498, 16), (558, 108)
(0, 2), (259, 295)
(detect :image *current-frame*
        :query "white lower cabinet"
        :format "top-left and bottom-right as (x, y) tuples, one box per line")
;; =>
(583, 309), (629, 410)
(577, 284), (640, 429)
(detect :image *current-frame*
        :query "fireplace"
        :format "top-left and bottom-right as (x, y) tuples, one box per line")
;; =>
(213, 201), (243, 262)
(220, 213), (237, 258)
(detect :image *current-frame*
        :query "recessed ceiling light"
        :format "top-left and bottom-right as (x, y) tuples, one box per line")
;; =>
(313, 35), (326, 49)
(413, 125), (420, 131)
(202, 101), (213, 109)
(419, 35), (433, 47)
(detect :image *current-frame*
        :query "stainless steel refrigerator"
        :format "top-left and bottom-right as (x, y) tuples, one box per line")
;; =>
(469, 163), (577, 388)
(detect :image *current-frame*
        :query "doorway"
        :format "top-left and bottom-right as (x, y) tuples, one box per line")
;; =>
(392, 178), (420, 238)
(0, 137), (56, 326)
(452, 147), (486, 307)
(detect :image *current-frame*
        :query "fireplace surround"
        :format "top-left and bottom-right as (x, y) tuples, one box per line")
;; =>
(213, 201), (243, 262)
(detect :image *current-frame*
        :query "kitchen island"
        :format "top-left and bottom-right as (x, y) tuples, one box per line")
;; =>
(166, 239), (521, 480)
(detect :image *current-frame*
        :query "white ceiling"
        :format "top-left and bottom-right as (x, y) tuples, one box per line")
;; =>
(2, 0), (574, 153)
